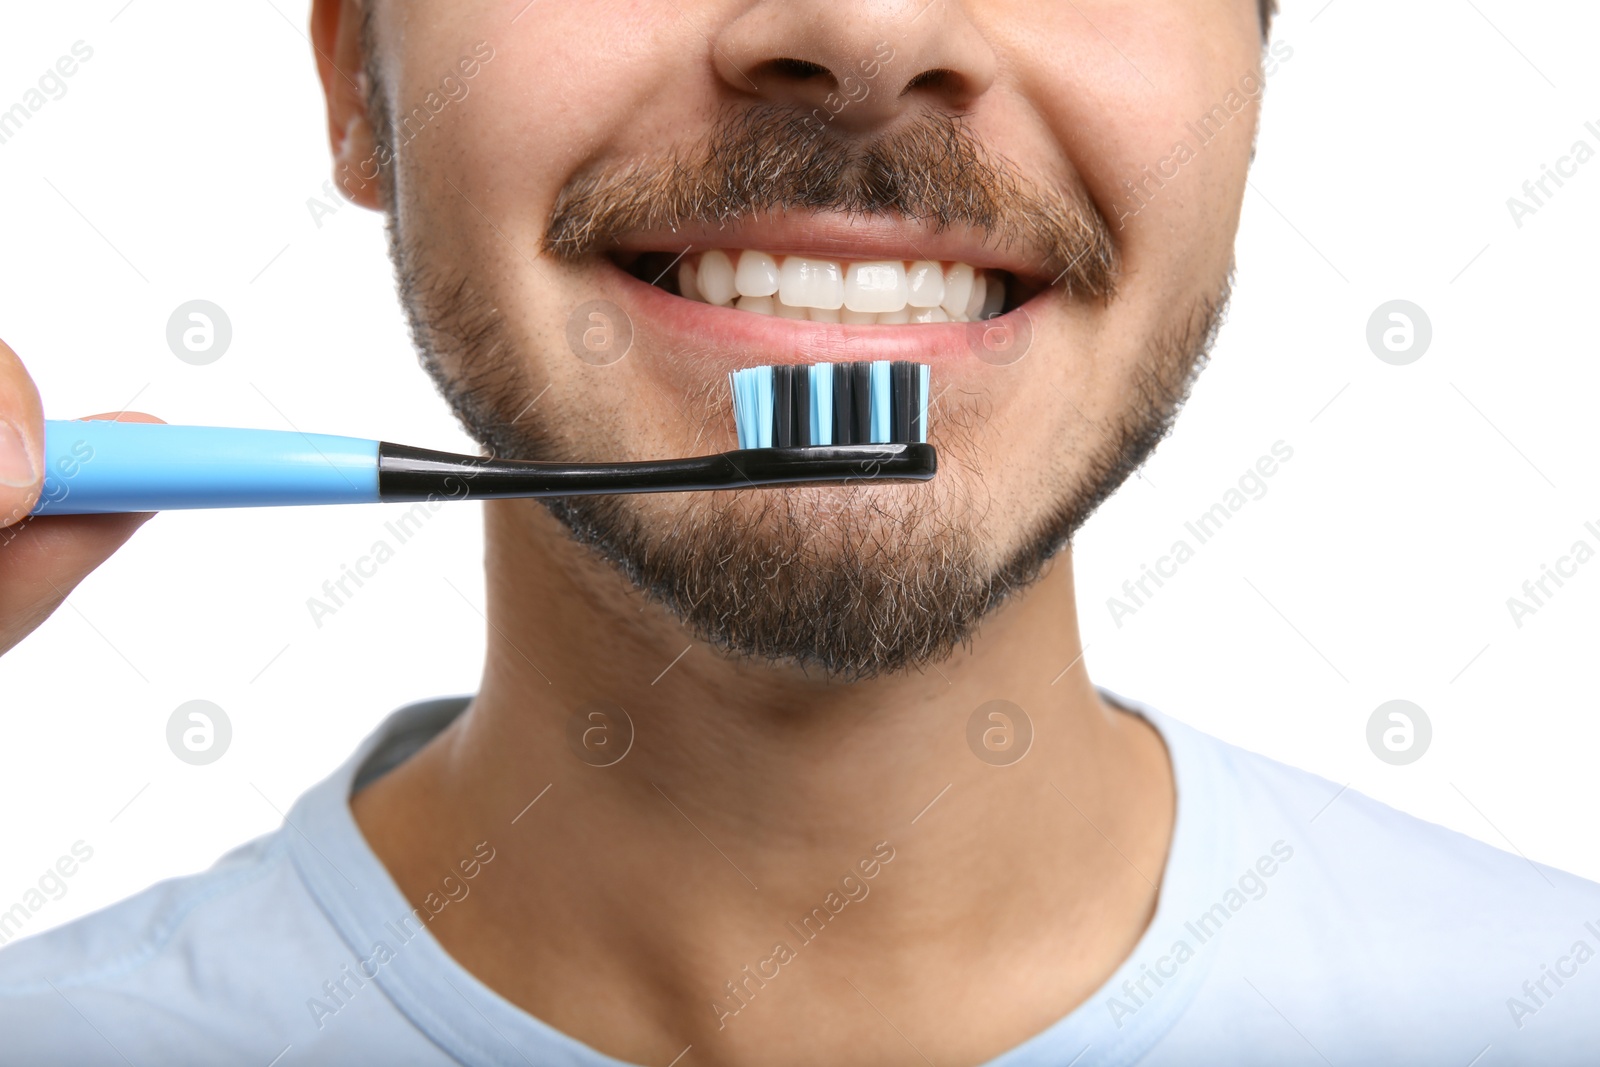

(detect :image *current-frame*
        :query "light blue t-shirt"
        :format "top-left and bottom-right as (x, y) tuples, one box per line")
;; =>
(2, 693), (1597, 1066)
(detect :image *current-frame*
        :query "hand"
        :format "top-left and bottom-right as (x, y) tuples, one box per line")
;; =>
(0, 338), (160, 657)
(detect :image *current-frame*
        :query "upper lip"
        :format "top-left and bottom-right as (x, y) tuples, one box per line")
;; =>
(602, 210), (1055, 286)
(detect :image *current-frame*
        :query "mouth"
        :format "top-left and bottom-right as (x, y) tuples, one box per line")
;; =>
(587, 213), (1060, 375)
(615, 248), (1038, 326)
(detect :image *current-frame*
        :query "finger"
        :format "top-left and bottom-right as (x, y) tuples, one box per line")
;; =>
(0, 510), (153, 657)
(0, 337), (44, 528)
(78, 411), (166, 424)
(0, 344), (168, 655)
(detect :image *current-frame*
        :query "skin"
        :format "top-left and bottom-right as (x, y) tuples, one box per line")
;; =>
(0, 1), (1264, 1064)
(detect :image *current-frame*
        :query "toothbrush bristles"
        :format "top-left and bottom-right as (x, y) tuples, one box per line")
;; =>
(729, 361), (929, 450)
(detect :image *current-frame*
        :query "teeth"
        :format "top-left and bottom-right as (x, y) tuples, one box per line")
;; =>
(734, 250), (780, 298)
(964, 273), (987, 321)
(779, 256), (845, 310)
(906, 261), (944, 308)
(698, 250), (738, 306)
(678, 260), (702, 303)
(940, 262), (974, 317)
(665, 251), (1007, 325)
(981, 276), (1005, 319)
(843, 261), (908, 313)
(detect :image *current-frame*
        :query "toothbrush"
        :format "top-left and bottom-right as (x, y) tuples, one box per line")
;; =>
(30, 360), (934, 515)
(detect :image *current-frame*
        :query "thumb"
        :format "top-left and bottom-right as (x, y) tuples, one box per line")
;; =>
(0, 337), (43, 528)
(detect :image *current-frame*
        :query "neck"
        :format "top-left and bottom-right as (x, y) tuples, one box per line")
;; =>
(355, 499), (1175, 1066)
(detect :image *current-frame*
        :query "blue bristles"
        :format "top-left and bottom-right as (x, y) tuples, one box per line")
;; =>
(918, 364), (930, 443)
(729, 361), (930, 450)
(809, 363), (834, 446)
(727, 365), (774, 449)
(869, 361), (891, 444)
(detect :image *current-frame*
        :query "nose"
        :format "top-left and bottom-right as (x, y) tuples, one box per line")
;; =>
(711, 1), (998, 132)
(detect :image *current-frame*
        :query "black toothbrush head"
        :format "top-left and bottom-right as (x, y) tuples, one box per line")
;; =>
(729, 360), (931, 449)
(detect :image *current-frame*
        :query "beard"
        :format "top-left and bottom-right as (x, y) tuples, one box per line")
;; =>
(371, 93), (1225, 680)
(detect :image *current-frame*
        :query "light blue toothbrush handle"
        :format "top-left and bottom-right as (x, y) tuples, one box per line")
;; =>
(31, 420), (381, 514)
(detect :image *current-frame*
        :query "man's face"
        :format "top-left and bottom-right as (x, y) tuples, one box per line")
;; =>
(342, 0), (1264, 678)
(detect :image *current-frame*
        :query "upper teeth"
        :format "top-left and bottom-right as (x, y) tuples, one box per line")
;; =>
(677, 251), (1006, 324)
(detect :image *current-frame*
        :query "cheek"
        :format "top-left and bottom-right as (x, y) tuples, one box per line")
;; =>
(985, 0), (1259, 441)
(998, 0), (1260, 282)
(389, 3), (721, 373)
(398, 3), (711, 243)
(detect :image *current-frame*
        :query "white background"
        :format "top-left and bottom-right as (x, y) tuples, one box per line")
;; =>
(0, 0), (1596, 941)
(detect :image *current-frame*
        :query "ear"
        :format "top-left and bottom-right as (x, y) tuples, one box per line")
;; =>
(311, 0), (385, 211)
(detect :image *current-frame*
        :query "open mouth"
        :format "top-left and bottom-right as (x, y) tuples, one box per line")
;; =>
(615, 249), (1037, 325)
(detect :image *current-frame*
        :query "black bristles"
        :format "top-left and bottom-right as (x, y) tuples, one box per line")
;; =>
(833, 366), (854, 445)
(850, 362), (872, 445)
(891, 361), (914, 444)
(793, 366), (811, 447)
(769, 364), (812, 446)
(773, 365), (795, 448)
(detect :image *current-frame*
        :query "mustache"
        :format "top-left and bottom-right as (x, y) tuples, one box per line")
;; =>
(543, 107), (1118, 298)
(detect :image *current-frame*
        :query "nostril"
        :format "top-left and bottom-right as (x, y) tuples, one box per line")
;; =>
(760, 57), (833, 83)
(901, 68), (959, 96)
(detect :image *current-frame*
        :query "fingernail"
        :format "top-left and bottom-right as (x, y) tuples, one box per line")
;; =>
(0, 418), (39, 488)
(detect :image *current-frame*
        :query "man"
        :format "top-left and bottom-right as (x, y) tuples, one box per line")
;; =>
(1, 0), (1596, 1064)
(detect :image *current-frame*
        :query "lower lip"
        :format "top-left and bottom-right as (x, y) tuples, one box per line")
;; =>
(602, 258), (1038, 372)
